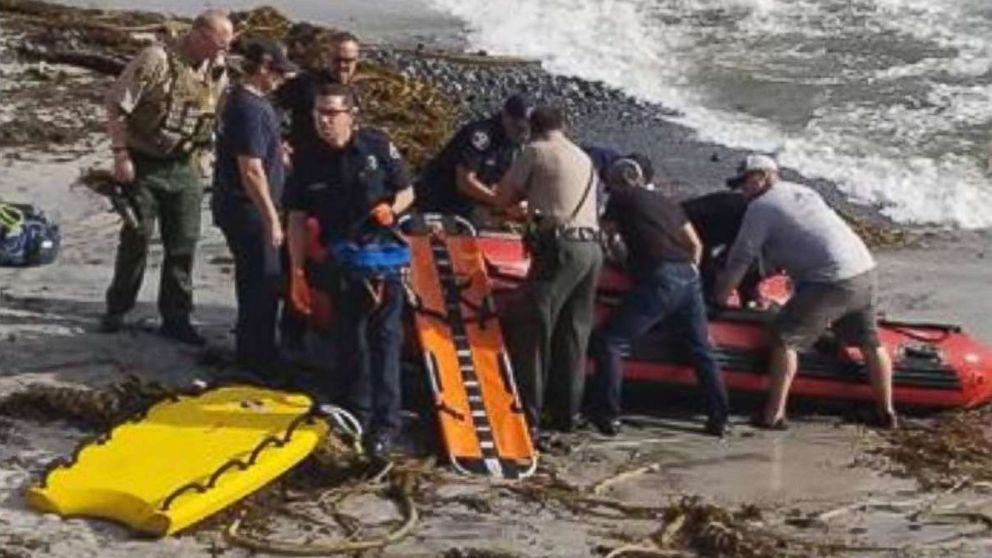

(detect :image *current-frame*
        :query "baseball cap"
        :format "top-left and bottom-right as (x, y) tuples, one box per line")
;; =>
(625, 152), (655, 183)
(726, 153), (778, 189)
(740, 154), (778, 174)
(243, 38), (299, 75)
(503, 93), (535, 119)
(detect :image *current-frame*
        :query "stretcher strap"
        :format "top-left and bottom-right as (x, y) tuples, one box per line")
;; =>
(428, 234), (501, 465)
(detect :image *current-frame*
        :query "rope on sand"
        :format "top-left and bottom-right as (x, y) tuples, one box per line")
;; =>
(591, 463), (662, 496)
(224, 467), (419, 556)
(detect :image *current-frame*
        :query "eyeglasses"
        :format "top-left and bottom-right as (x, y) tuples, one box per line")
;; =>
(315, 107), (352, 117)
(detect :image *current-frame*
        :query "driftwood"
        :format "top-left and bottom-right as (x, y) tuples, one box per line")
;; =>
(15, 44), (126, 75)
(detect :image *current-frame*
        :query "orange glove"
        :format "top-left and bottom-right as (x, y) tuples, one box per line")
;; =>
(289, 267), (312, 316)
(369, 202), (395, 227)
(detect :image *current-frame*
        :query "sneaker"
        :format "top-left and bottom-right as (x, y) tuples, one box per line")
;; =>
(588, 415), (622, 437)
(704, 420), (730, 438)
(550, 414), (582, 433)
(530, 428), (552, 453)
(98, 313), (123, 333)
(364, 433), (394, 464)
(160, 321), (206, 346)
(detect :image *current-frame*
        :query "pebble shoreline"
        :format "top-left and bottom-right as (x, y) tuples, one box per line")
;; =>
(369, 46), (890, 226)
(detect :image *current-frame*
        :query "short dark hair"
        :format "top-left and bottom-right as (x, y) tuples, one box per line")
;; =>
(331, 31), (360, 47)
(314, 82), (356, 109)
(529, 106), (564, 137)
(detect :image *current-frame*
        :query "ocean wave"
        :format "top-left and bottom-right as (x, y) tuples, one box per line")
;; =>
(428, 0), (992, 228)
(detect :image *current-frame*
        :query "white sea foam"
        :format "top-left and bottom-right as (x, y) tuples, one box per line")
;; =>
(428, 0), (992, 228)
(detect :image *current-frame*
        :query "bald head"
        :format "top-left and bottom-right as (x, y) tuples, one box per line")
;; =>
(193, 9), (233, 34)
(186, 9), (234, 63)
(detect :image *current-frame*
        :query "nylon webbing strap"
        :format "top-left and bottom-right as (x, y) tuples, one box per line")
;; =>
(428, 233), (501, 469)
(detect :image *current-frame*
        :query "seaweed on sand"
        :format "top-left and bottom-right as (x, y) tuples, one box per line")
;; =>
(869, 405), (992, 491)
(0, 1), (458, 172)
(0, 376), (178, 428)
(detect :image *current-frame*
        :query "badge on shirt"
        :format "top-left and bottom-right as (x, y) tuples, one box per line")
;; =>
(388, 142), (402, 160)
(471, 130), (490, 151)
(366, 154), (379, 171)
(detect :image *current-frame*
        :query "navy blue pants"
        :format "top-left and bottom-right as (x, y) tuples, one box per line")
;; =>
(216, 206), (282, 370)
(590, 261), (729, 424)
(336, 275), (404, 436)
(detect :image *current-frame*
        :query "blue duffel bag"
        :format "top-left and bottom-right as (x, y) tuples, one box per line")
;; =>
(0, 203), (61, 267)
(328, 237), (410, 280)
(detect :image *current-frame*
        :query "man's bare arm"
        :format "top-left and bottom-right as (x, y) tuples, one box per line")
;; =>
(392, 186), (414, 215)
(455, 165), (498, 206)
(681, 222), (704, 267)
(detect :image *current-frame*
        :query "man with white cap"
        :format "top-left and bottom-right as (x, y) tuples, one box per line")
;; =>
(714, 154), (897, 430)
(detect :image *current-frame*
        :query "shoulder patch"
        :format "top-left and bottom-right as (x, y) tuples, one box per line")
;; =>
(388, 141), (402, 160)
(366, 154), (379, 171)
(471, 130), (491, 151)
(359, 127), (389, 143)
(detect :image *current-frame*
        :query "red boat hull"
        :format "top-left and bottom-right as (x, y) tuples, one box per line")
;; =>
(478, 233), (992, 410)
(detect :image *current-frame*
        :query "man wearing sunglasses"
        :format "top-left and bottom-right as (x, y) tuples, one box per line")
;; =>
(274, 31), (362, 157)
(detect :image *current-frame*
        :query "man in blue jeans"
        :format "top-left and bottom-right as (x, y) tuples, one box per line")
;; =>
(589, 158), (730, 437)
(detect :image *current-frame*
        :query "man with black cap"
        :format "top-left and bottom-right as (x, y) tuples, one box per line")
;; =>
(714, 154), (897, 430)
(588, 157), (730, 437)
(416, 94), (533, 223)
(212, 39), (297, 374)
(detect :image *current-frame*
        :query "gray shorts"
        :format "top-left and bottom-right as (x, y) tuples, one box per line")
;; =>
(772, 270), (880, 350)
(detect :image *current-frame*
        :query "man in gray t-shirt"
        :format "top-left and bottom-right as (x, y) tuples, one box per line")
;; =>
(715, 155), (897, 430)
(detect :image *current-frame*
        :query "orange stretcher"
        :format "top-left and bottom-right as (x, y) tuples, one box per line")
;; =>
(403, 214), (537, 478)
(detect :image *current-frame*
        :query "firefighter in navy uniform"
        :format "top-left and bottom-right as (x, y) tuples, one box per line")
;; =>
(285, 83), (414, 462)
(273, 31), (362, 356)
(416, 94), (533, 224)
(99, 10), (234, 344)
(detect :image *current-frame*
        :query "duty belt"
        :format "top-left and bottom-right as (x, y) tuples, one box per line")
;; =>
(552, 226), (601, 242)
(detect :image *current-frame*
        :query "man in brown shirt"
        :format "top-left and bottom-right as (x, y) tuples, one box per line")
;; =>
(99, 10), (233, 344)
(493, 106), (603, 439)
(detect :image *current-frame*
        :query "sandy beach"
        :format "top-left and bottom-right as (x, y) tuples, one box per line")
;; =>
(2, 2), (992, 557)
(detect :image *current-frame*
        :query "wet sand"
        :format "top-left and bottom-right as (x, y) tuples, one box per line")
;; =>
(2, 3), (992, 557)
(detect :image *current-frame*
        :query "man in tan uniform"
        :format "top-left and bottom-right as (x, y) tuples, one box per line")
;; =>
(494, 105), (603, 439)
(99, 10), (233, 344)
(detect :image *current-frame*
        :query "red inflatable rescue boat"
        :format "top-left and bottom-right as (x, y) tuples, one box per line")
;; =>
(477, 232), (992, 410)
